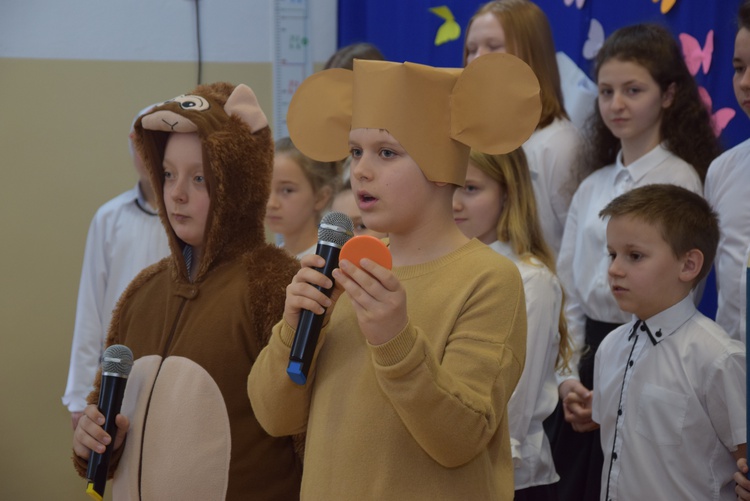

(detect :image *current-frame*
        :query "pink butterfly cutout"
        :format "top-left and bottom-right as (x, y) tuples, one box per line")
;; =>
(564, 0), (585, 9)
(679, 30), (714, 76)
(652, 0), (677, 14)
(698, 86), (735, 137)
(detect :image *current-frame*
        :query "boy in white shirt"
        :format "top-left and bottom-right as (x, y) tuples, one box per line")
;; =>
(592, 184), (746, 501)
(62, 105), (169, 429)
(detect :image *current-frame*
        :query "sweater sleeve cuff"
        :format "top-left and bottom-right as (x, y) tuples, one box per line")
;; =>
(278, 319), (297, 347)
(369, 322), (417, 367)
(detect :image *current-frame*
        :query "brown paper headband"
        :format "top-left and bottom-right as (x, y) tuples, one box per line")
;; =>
(286, 53), (541, 185)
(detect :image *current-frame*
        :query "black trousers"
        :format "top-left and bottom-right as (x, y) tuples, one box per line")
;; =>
(544, 317), (622, 501)
(515, 482), (559, 501)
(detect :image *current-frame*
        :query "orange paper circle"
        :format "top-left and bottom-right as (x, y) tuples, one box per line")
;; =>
(340, 235), (392, 270)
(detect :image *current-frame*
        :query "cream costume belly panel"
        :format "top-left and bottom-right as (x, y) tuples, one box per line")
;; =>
(113, 355), (231, 500)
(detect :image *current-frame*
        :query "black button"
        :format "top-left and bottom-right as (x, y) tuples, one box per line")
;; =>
(618, 408), (622, 416)
(640, 324), (647, 331)
(655, 330), (662, 337)
(613, 452), (618, 460)
(629, 360), (634, 367)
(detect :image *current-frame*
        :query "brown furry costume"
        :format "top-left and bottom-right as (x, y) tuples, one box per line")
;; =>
(73, 82), (301, 500)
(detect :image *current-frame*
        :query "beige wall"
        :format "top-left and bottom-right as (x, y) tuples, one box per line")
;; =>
(0, 58), (273, 499)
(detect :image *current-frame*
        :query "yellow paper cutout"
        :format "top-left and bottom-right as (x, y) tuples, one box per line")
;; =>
(652, 0), (677, 14)
(429, 6), (461, 46)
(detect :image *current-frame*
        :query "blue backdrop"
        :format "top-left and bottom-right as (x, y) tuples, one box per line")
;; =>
(339, 0), (747, 150)
(338, 0), (750, 319)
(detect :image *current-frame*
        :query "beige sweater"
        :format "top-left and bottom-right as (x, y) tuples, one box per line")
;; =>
(249, 239), (527, 500)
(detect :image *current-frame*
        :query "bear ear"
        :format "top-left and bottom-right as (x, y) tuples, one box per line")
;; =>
(224, 84), (268, 133)
(286, 68), (353, 162)
(450, 53), (542, 154)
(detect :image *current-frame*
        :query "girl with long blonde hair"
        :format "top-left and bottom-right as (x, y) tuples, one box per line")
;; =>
(454, 147), (571, 500)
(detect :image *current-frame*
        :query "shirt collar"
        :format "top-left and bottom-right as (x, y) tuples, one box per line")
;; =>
(182, 245), (193, 282)
(134, 182), (159, 216)
(628, 295), (696, 346)
(488, 240), (514, 259)
(614, 143), (672, 185)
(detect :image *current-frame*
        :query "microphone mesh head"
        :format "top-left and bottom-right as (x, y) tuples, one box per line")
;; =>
(102, 344), (134, 376)
(318, 212), (354, 247)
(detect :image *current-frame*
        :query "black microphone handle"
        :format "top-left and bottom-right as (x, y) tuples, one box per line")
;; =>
(86, 374), (128, 497)
(288, 241), (342, 381)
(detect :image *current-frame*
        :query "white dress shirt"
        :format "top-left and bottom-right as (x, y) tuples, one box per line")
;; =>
(556, 144), (702, 380)
(522, 118), (583, 257)
(592, 296), (746, 501)
(704, 138), (750, 343)
(489, 241), (561, 489)
(556, 52), (598, 131)
(295, 243), (317, 260)
(62, 183), (170, 412)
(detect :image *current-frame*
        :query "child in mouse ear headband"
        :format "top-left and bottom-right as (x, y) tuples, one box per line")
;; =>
(249, 54), (543, 501)
(286, 52), (541, 185)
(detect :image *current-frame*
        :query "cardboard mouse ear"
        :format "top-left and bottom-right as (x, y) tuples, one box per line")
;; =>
(224, 83), (268, 133)
(286, 68), (353, 162)
(451, 53), (542, 154)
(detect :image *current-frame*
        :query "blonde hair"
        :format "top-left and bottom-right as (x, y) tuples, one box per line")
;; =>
(464, 0), (567, 128)
(469, 148), (571, 371)
(275, 136), (342, 214)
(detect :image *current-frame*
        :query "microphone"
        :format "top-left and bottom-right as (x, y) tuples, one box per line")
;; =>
(86, 344), (134, 501)
(287, 212), (353, 385)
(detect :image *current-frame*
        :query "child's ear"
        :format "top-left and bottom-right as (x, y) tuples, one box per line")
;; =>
(314, 186), (333, 212)
(661, 82), (677, 109)
(679, 248), (704, 284)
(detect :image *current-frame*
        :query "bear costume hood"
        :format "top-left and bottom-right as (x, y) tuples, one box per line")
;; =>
(133, 82), (273, 283)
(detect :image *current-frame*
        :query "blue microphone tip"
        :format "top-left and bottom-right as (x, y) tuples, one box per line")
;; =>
(286, 361), (307, 385)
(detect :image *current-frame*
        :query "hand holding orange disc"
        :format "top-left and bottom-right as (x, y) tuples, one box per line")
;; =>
(339, 235), (392, 270)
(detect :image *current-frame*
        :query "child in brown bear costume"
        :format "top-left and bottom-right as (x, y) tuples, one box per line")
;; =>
(72, 82), (302, 500)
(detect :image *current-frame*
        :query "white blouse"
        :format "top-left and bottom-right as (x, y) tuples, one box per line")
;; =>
(522, 117), (583, 257)
(704, 137), (750, 343)
(489, 241), (562, 489)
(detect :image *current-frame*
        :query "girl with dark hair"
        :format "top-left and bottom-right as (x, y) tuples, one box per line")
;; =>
(552, 23), (719, 501)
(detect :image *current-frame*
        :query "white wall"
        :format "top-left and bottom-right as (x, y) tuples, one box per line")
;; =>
(0, 0), (336, 63)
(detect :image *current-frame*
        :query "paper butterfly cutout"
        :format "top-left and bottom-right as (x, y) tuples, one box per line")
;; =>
(698, 86), (735, 137)
(679, 30), (714, 76)
(429, 6), (461, 46)
(583, 19), (604, 60)
(652, 0), (677, 14)
(564, 0), (585, 8)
